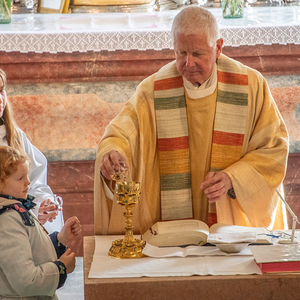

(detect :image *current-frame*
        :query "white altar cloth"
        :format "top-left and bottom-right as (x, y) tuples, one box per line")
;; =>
(0, 6), (300, 53)
(88, 235), (262, 279)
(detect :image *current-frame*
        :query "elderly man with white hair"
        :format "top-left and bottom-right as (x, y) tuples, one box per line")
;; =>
(94, 6), (289, 235)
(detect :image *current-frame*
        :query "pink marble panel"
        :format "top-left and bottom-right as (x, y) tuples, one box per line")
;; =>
(270, 87), (300, 142)
(9, 86), (300, 154)
(10, 94), (124, 151)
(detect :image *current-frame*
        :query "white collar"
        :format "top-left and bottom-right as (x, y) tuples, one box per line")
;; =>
(183, 63), (218, 99)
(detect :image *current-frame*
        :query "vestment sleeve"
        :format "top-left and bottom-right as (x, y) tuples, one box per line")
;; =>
(0, 211), (59, 296)
(94, 100), (140, 234)
(94, 75), (157, 235)
(49, 231), (68, 258)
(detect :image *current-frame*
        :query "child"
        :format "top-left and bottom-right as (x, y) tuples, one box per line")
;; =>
(0, 146), (81, 299)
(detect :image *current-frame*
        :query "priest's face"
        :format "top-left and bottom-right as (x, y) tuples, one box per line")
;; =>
(0, 75), (7, 117)
(174, 33), (223, 86)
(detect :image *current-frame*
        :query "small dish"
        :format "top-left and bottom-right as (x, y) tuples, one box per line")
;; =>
(216, 243), (249, 253)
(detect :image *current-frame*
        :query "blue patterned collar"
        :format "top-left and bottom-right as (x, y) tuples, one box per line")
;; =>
(0, 194), (36, 210)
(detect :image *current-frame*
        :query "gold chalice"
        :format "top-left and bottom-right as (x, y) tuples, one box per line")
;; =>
(108, 180), (146, 259)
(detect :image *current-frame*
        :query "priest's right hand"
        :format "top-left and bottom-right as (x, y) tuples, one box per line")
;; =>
(100, 150), (128, 180)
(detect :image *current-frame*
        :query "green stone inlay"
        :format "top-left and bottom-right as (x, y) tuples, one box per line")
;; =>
(43, 148), (96, 162)
(6, 81), (140, 104)
(290, 141), (300, 154)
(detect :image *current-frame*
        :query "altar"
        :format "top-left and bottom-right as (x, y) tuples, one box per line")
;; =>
(84, 236), (300, 300)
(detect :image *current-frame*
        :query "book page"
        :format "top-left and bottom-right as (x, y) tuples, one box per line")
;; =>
(209, 223), (272, 244)
(210, 223), (269, 234)
(157, 219), (209, 235)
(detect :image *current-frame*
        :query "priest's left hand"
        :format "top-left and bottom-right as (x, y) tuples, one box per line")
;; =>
(200, 172), (233, 203)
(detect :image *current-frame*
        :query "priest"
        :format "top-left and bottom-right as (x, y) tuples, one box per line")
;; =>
(94, 6), (289, 235)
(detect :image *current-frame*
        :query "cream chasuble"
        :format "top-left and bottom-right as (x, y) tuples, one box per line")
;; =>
(94, 54), (288, 235)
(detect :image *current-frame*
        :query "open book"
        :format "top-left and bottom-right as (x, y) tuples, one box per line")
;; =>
(141, 219), (272, 247)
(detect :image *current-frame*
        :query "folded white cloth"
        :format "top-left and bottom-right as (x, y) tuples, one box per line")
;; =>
(142, 243), (253, 258)
(207, 232), (257, 244)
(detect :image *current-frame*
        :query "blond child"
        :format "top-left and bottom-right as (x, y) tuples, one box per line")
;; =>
(0, 146), (81, 299)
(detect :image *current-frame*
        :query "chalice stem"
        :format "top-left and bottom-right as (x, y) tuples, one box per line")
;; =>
(123, 207), (135, 245)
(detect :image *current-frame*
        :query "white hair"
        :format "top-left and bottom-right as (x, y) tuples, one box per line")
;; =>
(171, 6), (220, 48)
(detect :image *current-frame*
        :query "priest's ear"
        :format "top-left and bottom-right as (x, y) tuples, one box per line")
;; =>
(216, 38), (223, 58)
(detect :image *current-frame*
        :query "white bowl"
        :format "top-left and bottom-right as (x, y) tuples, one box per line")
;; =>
(216, 243), (249, 253)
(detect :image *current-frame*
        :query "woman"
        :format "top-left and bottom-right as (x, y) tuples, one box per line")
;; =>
(0, 68), (64, 232)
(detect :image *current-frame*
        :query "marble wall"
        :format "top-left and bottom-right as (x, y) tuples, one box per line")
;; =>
(7, 81), (139, 161)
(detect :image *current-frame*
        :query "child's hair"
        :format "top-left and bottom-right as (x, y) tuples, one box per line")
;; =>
(0, 68), (23, 152)
(0, 146), (28, 183)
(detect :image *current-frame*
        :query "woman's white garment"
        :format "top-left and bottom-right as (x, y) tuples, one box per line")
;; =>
(0, 125), (64, 232)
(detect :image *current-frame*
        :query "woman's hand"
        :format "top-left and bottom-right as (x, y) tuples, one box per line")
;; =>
(38, 199), (59, 225)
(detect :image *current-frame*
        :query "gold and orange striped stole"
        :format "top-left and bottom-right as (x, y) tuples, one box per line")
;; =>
(154, 55), (248, 221)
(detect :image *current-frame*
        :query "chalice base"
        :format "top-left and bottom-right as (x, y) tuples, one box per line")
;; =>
(108, 238), (146, 259)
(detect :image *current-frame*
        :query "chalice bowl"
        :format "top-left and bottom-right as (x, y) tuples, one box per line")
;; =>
(108, 181), (146, 258)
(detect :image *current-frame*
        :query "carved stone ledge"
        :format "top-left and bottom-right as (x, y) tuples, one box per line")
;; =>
(1, 44), (300, 84)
